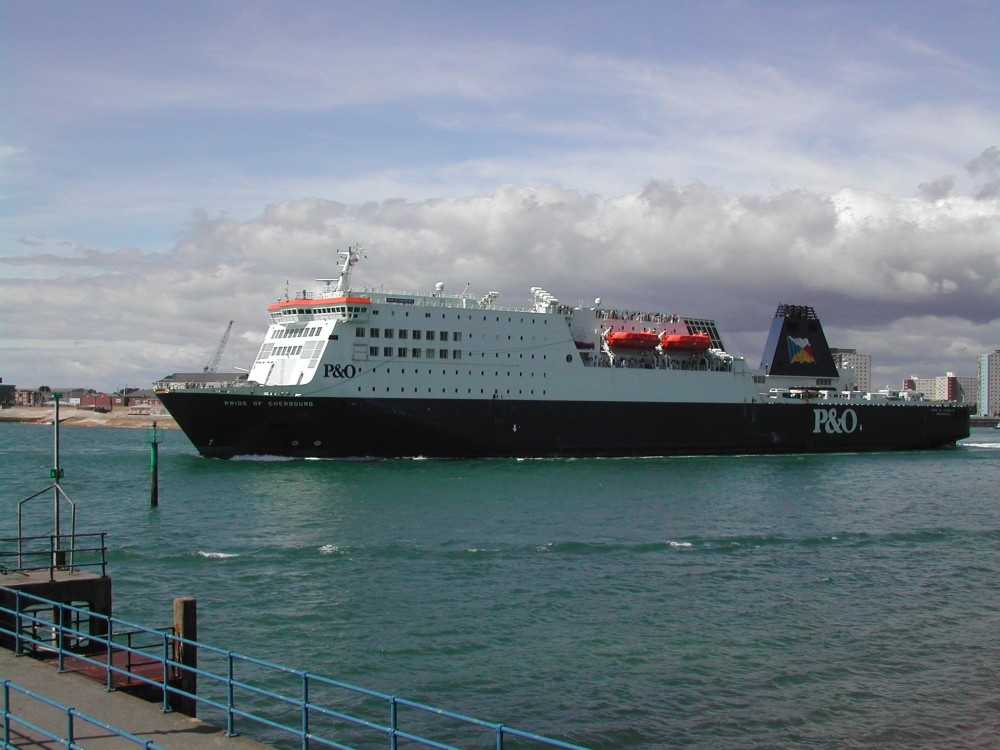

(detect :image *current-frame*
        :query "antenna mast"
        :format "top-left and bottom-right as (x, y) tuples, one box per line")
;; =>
(332, 244), (365, 294)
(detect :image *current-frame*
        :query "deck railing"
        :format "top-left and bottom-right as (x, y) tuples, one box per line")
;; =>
(2, 679), (168, 749)
(0, 533), (108, 580)
(0, 588), (590, 750)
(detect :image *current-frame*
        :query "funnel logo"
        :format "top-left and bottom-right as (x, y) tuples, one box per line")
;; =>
(786, 336), (816, 365)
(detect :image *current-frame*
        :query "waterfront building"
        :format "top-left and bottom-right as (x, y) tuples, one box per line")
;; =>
(904, 373), (978, 406)
(830, 348), (872, 392)
(0, 378), (14, 408)
(978, 350), (1000, 416)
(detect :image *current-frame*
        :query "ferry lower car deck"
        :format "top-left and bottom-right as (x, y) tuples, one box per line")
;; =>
(158, 391), (970, 459)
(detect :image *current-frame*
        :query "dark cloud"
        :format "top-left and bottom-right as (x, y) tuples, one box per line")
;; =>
(917, 176), (954, 202)
(965, 146), (1000, 200)
(965, 146), (1000, 176)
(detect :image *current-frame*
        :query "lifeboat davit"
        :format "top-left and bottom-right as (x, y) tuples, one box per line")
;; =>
(605, 330), (660, 350)
(660, 332), (711, 351)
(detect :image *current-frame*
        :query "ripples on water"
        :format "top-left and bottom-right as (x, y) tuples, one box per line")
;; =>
(2, 423), (999, 749)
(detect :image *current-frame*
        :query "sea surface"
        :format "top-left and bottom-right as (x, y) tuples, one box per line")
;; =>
(1, 422), (998, 749)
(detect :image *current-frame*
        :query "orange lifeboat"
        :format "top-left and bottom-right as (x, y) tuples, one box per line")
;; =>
(605, 330), (660, 350)
(660, 332), (711, 351)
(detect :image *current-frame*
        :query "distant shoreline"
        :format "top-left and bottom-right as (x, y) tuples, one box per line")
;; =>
(0, 406), (178, 430)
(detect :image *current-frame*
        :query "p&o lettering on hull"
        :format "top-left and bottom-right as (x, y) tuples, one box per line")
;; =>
(324, 364), (357, 378)
(813, 407), (859, 434)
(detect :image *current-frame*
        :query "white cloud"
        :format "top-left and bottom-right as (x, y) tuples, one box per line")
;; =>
(2, 181), (997, 391)
(0, 145), (27, 160)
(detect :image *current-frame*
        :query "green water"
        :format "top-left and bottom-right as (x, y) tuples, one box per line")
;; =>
(2, 423), (998, 748)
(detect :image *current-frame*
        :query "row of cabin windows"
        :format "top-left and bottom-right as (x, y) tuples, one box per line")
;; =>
(357, 328), (461, 341)
(379, 369), (546, 378)
(372, 309), (549, 325)
(270, 306), (364, 323)
(370, 347), (463, 360)
(360, 387), (547, 395)
(358, 327), (547, 346)
(273, 326), (322, 339)
(366, 349), (549, 361)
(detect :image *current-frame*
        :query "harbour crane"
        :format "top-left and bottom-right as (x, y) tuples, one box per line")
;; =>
(204, 321), (234, 373)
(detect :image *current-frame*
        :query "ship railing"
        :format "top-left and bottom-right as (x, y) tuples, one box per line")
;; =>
(2, 679), (169, 749)
(176, 380), (248, 390)
(0, 588), (591, 750)
(356, 288), (561, 314)
(351, 287), (485, 310)
(0, 533), (107, 581)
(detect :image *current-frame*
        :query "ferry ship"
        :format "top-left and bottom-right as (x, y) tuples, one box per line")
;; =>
(158, 247), (970, 459)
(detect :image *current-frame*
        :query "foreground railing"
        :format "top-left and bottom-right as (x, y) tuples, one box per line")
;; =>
(2, 679), (167, 749)
(0, 588), (590, 750)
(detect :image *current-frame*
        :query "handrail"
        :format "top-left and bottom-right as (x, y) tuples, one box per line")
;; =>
(2, 679), (167, 749)
(0, 588), (590, 750)
(0, 533), (108, 580)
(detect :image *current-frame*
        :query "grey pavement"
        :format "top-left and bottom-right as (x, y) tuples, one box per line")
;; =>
(0, 647), (271, 749)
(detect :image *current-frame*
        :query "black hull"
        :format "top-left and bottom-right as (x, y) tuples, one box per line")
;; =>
(159, 392), (971, 459)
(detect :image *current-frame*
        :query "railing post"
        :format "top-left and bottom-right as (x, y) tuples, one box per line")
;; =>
(100, 532), (108, 577)
(162, 631), (172, 713)
(13, 591), (23, 655)
(496, 723), (504, 750)
(389, 696), (397, 750)
(49, 535), (58, 581)
(226, 652), (236, 737)
(66, 706), (75, 746)
(301, 672), (310, 750)
(3, 680), (10, 745)
(55, 601), (70, 672)
(105, 617), (115, 691)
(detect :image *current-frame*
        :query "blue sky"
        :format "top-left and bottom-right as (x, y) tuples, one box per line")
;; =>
(1, 1), (998, 393)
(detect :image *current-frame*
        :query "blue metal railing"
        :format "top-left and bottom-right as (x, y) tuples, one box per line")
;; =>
(2, 678), (167, 749)
(0, 588), (590, 749)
